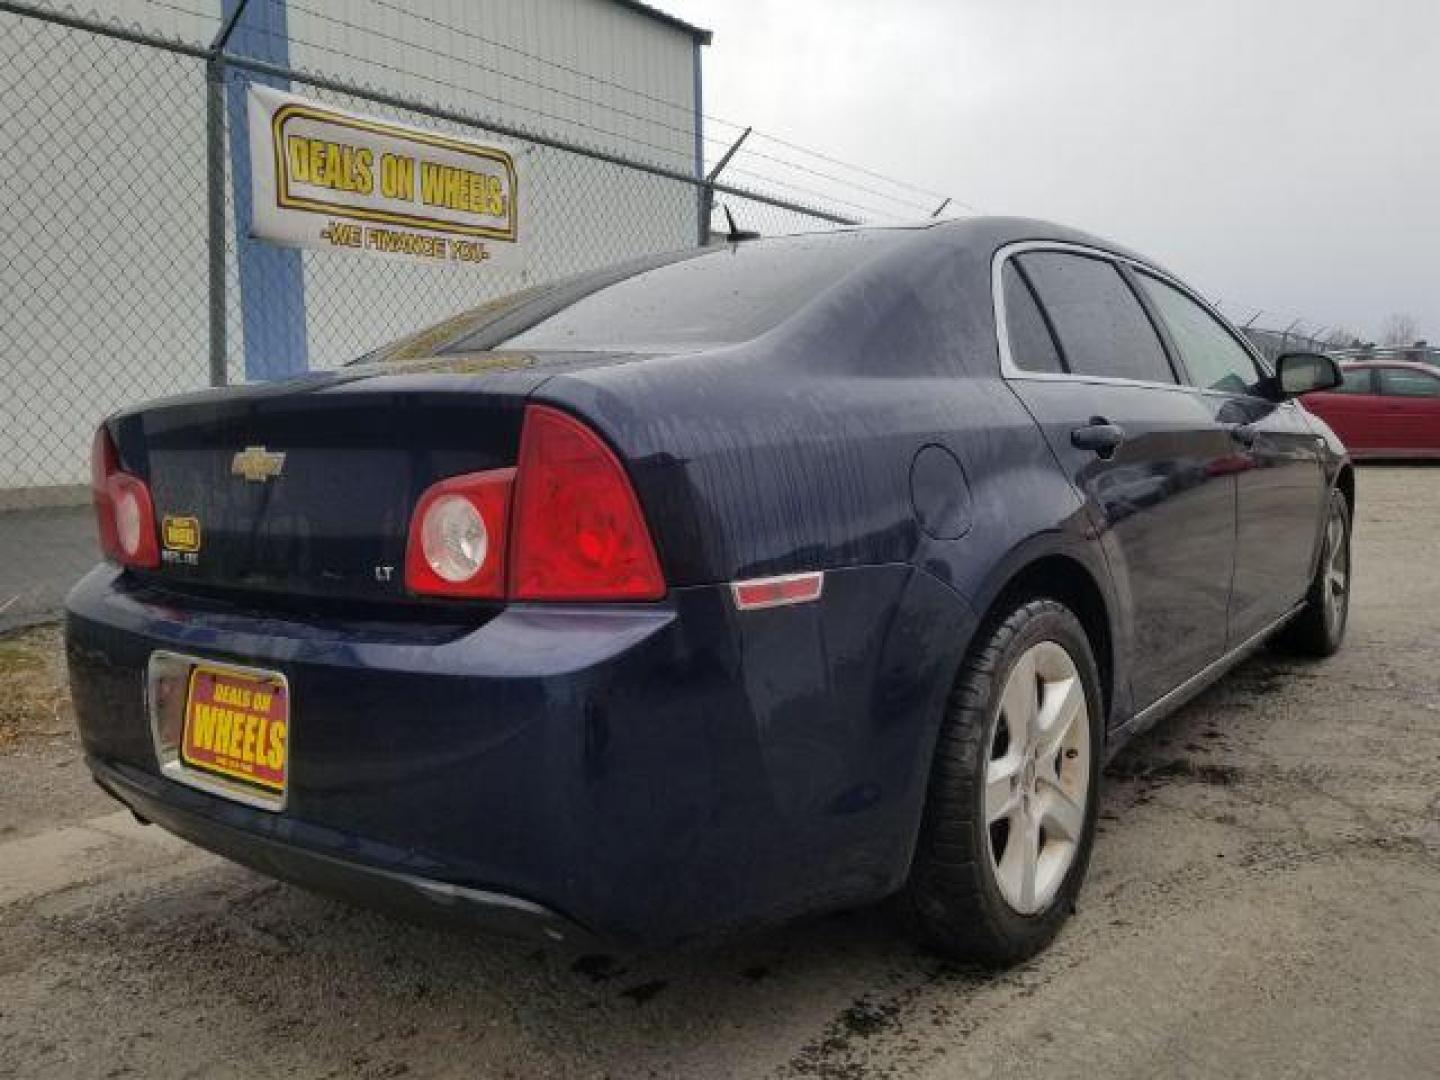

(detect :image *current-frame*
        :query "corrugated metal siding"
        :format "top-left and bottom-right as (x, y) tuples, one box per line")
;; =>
(278, 0), (698, 172)
(1, 0), (701, 488)
(266, 0), (703, 369)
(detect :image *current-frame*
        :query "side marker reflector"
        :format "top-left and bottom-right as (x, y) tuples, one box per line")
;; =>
(731, 571), (824, 611)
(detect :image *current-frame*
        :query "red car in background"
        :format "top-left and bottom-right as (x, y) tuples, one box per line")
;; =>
(1302, 361), (1440, 459)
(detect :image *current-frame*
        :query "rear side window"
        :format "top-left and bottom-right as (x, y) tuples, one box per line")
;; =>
(1378, 367), (1440, 397)
(1018, 252), (1175, 384)
(1002, 262), (1064, 374)
(1135, 272), (1262, 395)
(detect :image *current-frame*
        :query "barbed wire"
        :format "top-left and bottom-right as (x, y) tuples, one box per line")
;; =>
(17, 0), (980, 224)
(225, 14), (705, 171)
(266, 0), (733, 152)
(745, 130), (975, 210)
(263, 0), (972, 219)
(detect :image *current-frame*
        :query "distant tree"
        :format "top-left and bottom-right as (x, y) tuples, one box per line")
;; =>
(1324, 327), (1361, 349)
(1380, 313), (1419, 346)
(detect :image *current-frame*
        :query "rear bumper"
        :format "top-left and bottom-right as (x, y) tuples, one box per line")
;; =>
(66, 562), (974, 947)
(91, 756), (594, 945)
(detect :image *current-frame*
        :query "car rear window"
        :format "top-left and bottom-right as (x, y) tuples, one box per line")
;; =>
(1018, 251), (1176, 384)
(439, 230), (910, 355)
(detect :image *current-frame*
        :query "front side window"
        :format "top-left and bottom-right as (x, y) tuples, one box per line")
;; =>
(1328, 367), (1375, 395)
(1017, 251), (1175, 384)
(1135, 272), (1263, 395)
(1378, 367), (1440, 397)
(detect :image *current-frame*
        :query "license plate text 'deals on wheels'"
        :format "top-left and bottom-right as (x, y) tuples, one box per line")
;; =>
(181, 666), (289, 793)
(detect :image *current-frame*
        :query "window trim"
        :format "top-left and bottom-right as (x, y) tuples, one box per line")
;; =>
(1115, 261), (1188, 385)
(992, 239), (1276, 399)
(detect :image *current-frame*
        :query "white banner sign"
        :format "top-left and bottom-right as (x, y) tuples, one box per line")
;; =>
(247, 85), (523, 268)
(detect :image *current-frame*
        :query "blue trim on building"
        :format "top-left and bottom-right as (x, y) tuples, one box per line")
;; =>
(223, 0), (308, 380)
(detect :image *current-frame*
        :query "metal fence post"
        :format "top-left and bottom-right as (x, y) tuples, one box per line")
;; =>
(204, 0), (251, 388)
(700, 126), (750, 246)
(205, 58), (228, 387)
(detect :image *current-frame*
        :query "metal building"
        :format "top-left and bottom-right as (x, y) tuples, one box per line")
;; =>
(0, 0), (709, 500)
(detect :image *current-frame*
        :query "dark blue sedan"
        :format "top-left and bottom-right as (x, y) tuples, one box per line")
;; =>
(67, 218), (1352, 965)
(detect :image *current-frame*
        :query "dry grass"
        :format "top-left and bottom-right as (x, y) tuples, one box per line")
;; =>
(0, 623), (72, 751)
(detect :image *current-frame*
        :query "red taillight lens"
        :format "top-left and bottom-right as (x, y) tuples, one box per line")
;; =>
(404, 468), (514, 598)
(403, 407), (664, 603)
(90, 425), (159, 569)
(509, 405), (664, 601)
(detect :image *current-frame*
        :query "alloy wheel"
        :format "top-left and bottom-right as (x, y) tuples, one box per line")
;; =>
(984, 640), (1091, 916)
(1323, 500), (1350, 636)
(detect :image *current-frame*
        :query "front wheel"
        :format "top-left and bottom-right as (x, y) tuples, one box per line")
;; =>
(903, 598), (1103, 967)
(1275, 487), (1351, 657)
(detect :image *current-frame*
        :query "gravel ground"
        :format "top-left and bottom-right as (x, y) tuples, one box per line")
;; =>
(2, 466), (1438, 1080)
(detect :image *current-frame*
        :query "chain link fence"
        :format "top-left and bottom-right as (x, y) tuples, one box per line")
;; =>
(0, 11), (214, 502)
(0, 0), (858, 508)
(1240, 326), (1340, 364)
(1, 0), (1355, 513)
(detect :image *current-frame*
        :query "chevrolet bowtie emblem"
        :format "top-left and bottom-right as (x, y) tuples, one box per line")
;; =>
(231, 446), (286, 482)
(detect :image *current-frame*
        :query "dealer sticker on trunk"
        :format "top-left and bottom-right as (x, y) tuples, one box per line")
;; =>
(161, 514), (201, 566)
(181, 665), (289, 793)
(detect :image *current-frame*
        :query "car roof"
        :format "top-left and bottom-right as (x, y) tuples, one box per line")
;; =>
(1341, 359), (1438, 371)
(794, 215), (1167, 271)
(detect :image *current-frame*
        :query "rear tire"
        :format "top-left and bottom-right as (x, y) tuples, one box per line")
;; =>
(1275, 487), (1351, 657)
(903, 598), (1103, 967)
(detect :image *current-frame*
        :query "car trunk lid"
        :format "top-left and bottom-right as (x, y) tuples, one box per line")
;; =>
(108, 352), (633, 608)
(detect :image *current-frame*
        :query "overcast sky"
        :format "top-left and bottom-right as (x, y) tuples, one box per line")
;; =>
(664, 0), (1439, 342)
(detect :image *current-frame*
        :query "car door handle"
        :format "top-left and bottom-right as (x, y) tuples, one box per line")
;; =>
(1071, 418), (1126, 458)
(1228, 423), (1257, 448)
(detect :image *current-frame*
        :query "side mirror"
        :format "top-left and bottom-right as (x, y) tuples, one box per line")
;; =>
(1274, 352), (1342, 398)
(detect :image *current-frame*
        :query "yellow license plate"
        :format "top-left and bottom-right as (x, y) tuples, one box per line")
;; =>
(181, 664), (289, 793)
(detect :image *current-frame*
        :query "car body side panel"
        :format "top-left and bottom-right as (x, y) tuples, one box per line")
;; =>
(533, 234), (992, 588)
(537, 226), (1136, 739)
(1374, 367), (1440, 453)
(1008, 379), (1236, 713)
(1222, 398), (1328, 643)
(1302, 385), (1384, 453)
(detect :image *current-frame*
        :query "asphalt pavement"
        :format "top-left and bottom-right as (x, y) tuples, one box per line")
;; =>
(0, 506), (94, 632)
(2, 466), (1438, 1079)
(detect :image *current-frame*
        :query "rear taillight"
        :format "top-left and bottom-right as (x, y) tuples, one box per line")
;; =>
(404, 468), (515, 598)
(404, 405), (664, 602)
(91, 425), (159, 569)
(509, 405), (665, 601)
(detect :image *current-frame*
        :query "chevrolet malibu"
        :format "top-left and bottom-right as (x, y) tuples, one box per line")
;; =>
(68, 218), (1352, 965)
